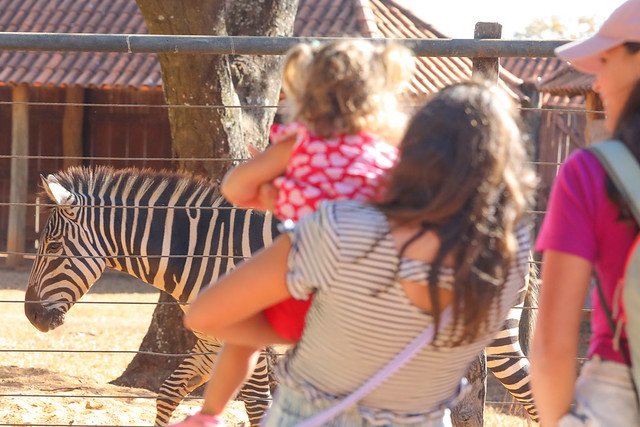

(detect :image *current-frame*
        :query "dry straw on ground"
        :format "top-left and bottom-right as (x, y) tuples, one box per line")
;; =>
(0, 269), (533, 426)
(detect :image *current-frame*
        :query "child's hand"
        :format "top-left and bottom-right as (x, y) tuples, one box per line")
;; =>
(257, 182), (278, 212)
(270, 122), (305, 146)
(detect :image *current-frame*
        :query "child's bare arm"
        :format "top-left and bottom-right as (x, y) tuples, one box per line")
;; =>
(257, 182), (279, 212)
(221, 139), (294, 210)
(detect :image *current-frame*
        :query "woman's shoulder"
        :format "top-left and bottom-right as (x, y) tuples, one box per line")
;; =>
(545, 148), (608, 206)
(315, 200), (388, 235)
(320, 199), (384, 218)
(559, 148), (606, 182)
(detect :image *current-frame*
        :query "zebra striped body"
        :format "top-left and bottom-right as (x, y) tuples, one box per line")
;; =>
(24, 166), (538, 424)
(25, 166), (277, 426)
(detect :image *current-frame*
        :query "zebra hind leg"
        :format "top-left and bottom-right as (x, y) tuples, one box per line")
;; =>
(485, 260), (540, 423)
(237, 348), (274, 427)
(154, 339), (220, 426)
(486, 321), (538, 422)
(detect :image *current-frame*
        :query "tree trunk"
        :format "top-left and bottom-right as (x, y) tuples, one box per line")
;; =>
(452, 353), (487, 427)
(112, 292), (197, 390)
(112, 0), (298, 389)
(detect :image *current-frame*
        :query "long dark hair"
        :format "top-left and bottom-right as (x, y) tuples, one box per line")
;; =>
(605, 52), (640, 218)
(375, 80), (536, 344)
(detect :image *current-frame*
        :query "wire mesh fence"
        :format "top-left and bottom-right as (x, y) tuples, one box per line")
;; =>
(0, 31), (599, 427)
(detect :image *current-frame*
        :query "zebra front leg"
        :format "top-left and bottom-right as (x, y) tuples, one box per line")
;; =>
(486, 313), (539, 422)
(155, 340), (220, 426)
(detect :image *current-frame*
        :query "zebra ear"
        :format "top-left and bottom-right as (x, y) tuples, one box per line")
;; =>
(41, 174), (75, 206)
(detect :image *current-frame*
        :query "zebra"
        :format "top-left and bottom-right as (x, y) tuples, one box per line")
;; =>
(24, 166), (278, 426)
(24, 166), (539, 424)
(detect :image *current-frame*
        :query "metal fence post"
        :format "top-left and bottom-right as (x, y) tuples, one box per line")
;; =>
(472, 22), (502, 81)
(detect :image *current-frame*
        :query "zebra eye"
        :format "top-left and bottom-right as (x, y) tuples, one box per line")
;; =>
(47, 242), (63, 252)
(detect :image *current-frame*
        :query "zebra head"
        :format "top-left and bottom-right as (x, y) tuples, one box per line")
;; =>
(25, 173), (109, 332)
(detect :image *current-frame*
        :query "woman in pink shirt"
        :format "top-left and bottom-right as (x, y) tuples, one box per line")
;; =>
(531, 0), (640, 425)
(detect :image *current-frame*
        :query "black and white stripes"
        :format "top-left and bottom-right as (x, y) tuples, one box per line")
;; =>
(26, 166), (278, 426)
(278, 201), (533, 423)
(25, 166), (539, 424)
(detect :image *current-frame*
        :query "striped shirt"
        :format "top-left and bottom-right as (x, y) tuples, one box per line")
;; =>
(277, 200), (531, 425)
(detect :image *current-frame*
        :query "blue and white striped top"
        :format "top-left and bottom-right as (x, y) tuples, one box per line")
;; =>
(277, 200), (531, 425)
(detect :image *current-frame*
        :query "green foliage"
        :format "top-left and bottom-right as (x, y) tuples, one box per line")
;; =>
(513, 15), (598, 39)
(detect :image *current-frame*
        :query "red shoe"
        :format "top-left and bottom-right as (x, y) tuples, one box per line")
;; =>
(169, 412), (225, 427)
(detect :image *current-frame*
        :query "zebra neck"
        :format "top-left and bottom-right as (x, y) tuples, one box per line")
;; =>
(101, 196), (237, 304)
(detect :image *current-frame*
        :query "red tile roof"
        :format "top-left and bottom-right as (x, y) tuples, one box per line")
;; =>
(0, 0), (159, 88)
(536, 63), (595, 96)
(501, 57), (565, 84)
(0, 0), (523, 99)
(501, 57), (589, 107)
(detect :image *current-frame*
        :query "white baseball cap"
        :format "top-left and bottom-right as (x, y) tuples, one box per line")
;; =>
(555, 0), (640, 74)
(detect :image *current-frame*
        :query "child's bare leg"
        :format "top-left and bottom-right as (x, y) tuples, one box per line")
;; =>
(200, 312), (293, 416)
(213, 311), (295, 347)
(201, 343), (261, 415)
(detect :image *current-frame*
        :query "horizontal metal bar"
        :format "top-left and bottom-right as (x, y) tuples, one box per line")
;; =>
(0, 100), (605, 115)
(0, 201), (557, 215)
(4, 251), (547, 263)
(0, 154), (241, 162)
(0, 202), (254, 210)
(0, 425), (152, 427)
(0, 392), (545, 407)
(0, 33), (570, 57)
(0, 392), (203, 400)
(6, 300), (544, 311)
(0, 155), (574, 164)
(15, 300), (183, 305)
(1, 349), (555, 359)
(1, 349), (280, 357)
(2, 250), (249, 259)
(0, 100), (284, 109)
(1, 349), (212, 357)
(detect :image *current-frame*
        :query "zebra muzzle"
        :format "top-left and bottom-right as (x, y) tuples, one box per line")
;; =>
(24, 293), (66, 332)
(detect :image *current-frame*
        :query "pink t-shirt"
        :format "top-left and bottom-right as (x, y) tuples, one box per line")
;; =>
(270, 123), (398, 222)
(536, 149), (637, 364)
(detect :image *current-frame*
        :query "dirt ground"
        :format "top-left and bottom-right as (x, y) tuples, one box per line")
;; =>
(0, 266), (531, 426)
(0, 267), (248, 427)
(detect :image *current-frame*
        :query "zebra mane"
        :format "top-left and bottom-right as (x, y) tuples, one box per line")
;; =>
(41, 165), (222, 207)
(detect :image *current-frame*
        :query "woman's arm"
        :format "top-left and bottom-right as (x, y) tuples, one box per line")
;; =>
(184, 234), (293, 338)
(221, 138), (294, 210)
(531, 250), (592, 427)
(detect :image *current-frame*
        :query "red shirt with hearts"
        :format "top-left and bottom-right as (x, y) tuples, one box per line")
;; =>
(271, 123), (398, 222)
(264, 123), (398, 341)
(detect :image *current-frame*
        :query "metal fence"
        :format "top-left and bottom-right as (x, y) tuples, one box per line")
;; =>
(0, 33), (596, 426)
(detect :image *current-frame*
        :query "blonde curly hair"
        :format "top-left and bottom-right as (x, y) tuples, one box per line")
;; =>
(281, 39), (414, 140)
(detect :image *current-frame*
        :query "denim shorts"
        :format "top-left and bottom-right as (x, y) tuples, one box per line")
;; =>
(558, 357), (640, 427)
(260, 384), (451, 427)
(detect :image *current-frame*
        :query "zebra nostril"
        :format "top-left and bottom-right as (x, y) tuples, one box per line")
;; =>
(25, 300), (39, 322)
(24, 302), (56, 332)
